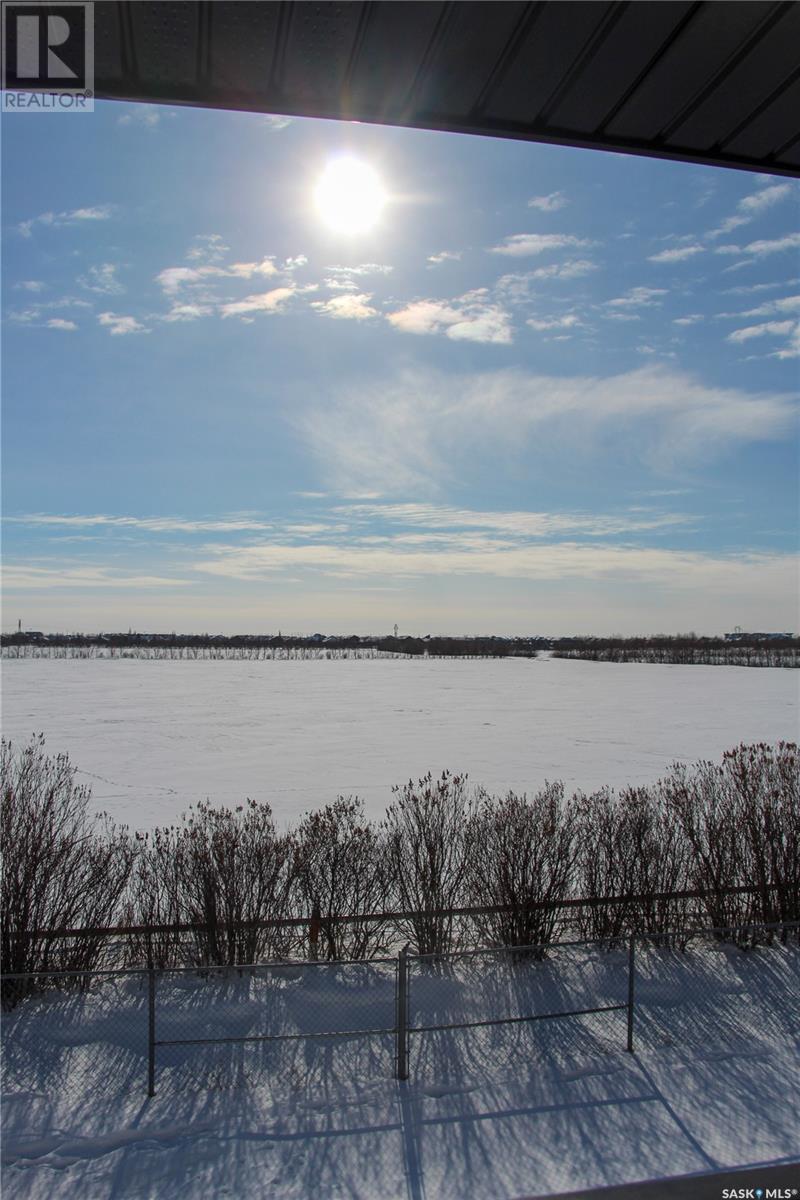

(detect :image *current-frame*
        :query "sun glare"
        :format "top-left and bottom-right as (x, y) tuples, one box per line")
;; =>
(314, 157), (386, 234)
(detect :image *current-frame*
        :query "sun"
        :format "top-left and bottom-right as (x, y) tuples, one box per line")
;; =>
(314, 157), (386, 235)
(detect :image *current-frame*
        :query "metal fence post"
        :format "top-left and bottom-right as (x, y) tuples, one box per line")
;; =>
(147, 968), (156, 1096)
(626, 934), (635, 1053)
(396, 944), (409, 1081)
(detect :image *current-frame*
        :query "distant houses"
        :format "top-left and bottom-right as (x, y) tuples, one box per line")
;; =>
(724, 631), (793, 642)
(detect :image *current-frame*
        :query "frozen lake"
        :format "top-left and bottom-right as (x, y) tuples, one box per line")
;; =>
(2, 656), (796, 831)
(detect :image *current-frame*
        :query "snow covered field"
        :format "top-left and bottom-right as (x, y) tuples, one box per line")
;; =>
(2, 938), (798, 1198)
(1, 656), (796, 830)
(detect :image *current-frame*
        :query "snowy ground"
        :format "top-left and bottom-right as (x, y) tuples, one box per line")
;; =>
(1, 657), (796, 829)
(2, 939), (798, 1199)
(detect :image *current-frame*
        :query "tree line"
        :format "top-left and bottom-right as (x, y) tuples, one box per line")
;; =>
(4, 631), (795, 667)
(0, 632), (542, 658)
(2, 738), (797, 1004)
(552, 634), (798, 668)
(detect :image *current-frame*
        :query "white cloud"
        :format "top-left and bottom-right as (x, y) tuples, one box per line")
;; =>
(228, 258), (278, 279)
(154, 251), (315, 319)
(529, 259), (597, 280)
(707, 182), (792, 238)
(230, 256), (280, 277)
(98, 312), (147, 336)
(297, 363), (797, 495)
(263, 114), (292, 131)
(155, 258), (278, 296)
(118, 105), (161, 128)
(155, 266), (219, 294)
(727, 319), (797, 343)
(647, 245), (704, 264)
(163, 302), (214, 322)
(526, 314), (581, 332)
(736, 295), (800, 319)
(742, 232), (800, 257)
(324, 276), (358, 291)
(447, 308), (512, 344)
(723, 277), (800, 296)
(740, 182), (791, 213)
(7, 514), (274, 534)
(387, 295), (512, 345)
(673, 314), (704, 326)
(7, 295), (92, 325)
(15, 280), (45, 292)
(339, 501), (694, 540)
(325, 263), (393, 277)
(17, 213), (53, 237)
(495, 261), (597, 302)
(78, 263), (124, 294)
(528, 191), (568, 213)
(219, 287), (297, 319)
(606, 287), (668, 308)
(494, 273), (537, 303)
(489, 234), (591, 257)
(708, 215), (746, 239)
(714, 233), (800, 261)
(187, 234), (229, 263)
(46, 318), (77, 331)
(774, 325), (800, 360)
(17, 205), (112, 237)
(68, 206), (112, 223)
(312, 293), (377, 321)
(2, 565), (192, 590)
(190, 537), (796, 610)
(427, 251), (462, 265)
(386, 299), (458, 336)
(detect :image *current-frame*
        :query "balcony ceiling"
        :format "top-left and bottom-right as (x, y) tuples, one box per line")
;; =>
(92, 1), (800, 175)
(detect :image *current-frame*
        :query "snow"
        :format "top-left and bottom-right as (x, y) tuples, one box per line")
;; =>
(3, 657), (797, 1192)
(2, 939), (798, 1198)
(1, 656), (796, 830)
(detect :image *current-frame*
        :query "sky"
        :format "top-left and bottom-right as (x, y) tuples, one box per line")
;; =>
(2, 101), (798, 636)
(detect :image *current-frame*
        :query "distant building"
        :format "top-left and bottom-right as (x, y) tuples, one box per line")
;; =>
(724, 631), (793, 642)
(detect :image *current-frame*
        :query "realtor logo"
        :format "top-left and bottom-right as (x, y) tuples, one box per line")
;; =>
(2, 2), (94, 111)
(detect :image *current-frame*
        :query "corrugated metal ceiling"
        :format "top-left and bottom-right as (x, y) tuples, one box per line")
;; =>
(89, 1), (800, 176)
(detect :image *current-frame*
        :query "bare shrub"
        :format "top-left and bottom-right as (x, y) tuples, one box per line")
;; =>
(384, 771), (475, 955)
(661, 756), (757, 939)
(716, 742), (799, 934)
(575, 787), (639, 944)
(1, 736), (133, 1002)
(122, 825), (185, 969)
(467, 783), (578, 955)
(163, 799), (294, 966)
(293, 797), (389, 960)
(617, 786), (692, 945)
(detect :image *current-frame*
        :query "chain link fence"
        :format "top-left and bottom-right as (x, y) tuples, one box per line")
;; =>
(2, 921), (797, 1105)
(401, 937), (633, 1083)
(149, 958), (398, 1096)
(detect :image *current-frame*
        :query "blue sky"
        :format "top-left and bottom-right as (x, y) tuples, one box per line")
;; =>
(2, 101), (798, 635)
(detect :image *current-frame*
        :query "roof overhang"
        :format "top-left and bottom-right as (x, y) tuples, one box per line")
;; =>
(14, 2), (800, 176)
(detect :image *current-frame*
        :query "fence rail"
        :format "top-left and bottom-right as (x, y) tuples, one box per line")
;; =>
(10, 881), (783, 943)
